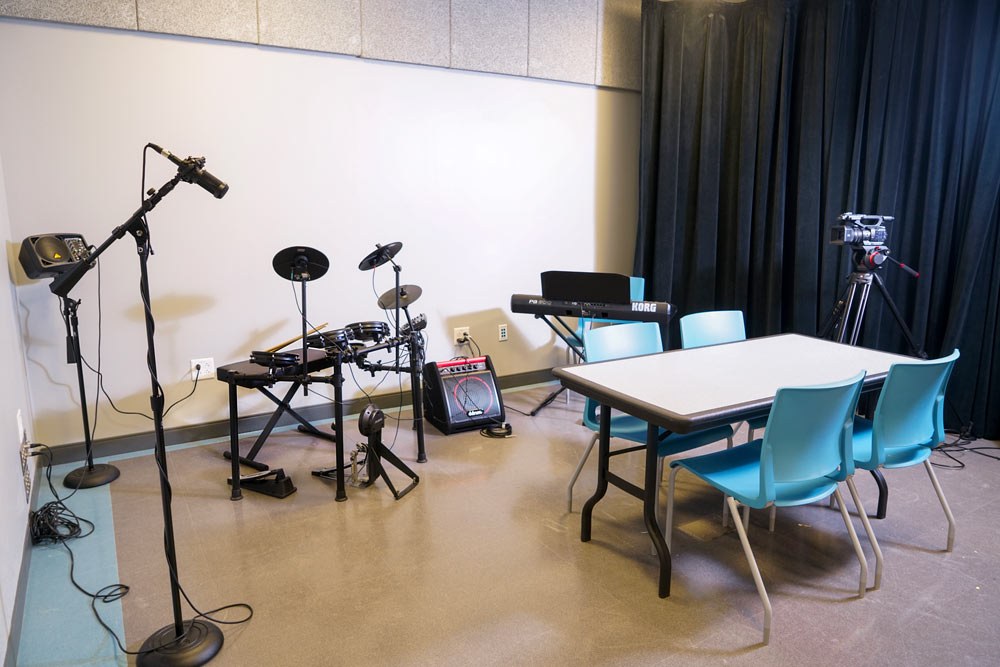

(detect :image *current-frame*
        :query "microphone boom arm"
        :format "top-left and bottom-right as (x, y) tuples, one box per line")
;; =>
(50, 173), (184, 297)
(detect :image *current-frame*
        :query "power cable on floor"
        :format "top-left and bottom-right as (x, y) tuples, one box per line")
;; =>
(27, 444), (253, 659)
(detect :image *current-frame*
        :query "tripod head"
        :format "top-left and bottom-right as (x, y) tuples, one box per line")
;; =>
(851, 245), (919, 278)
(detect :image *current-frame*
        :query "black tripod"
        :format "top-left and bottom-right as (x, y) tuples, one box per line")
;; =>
(819, 244), (925, 520)
(819, 246), (925, 357)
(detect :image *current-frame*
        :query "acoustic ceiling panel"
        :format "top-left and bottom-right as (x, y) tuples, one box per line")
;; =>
(0, 0), (137, 29)
(361, 0), (450, 68)
(451, 0), (529, 77)
(259, 0), (361, 55)
(137, 0), (257, 43)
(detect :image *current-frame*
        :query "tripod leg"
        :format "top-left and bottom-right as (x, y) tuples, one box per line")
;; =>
(819, 281), (854, 340)
(845, 278), (872, 346)
(871, 273), (927, 358)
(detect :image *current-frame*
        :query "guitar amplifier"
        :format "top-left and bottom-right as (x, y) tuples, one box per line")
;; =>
(423, 356), (504, 435)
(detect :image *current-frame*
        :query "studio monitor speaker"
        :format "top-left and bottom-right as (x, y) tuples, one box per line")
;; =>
(423, 356), (504, 435)
(19, 234), (91, 279)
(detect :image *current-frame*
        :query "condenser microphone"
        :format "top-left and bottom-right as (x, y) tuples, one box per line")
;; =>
(148, 143), (229, 199)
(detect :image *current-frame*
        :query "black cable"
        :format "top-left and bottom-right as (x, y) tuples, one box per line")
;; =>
(29, 438), (254, 658)
(932, 431), (1000, 469)
(462, 334), (482, 357)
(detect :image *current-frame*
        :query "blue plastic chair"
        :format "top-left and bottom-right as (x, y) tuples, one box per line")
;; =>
(679, 310), (768, 435)
(665, 371), (871, 645)
(851, 350), (960, 562)
(679, 310), (770, 526)
(566, 322), (735, 515)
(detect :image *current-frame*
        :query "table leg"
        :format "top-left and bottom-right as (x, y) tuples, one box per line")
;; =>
(871, 468), (888, 519)
(581, 404), (611, 542)
(644, 423), (671, 598)
(227, 382), (242, 501)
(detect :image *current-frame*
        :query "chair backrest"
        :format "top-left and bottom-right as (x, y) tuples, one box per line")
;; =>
(758, 372), (866, 499)
(864, 349), (960, 467)
(679, 310), (746, 349)
(581, 322), (662, 428)
(628, 276), (645, 302)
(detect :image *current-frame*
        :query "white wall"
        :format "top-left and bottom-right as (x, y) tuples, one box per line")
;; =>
(0, 138), (35, 664)
(0, 18), (640, 447)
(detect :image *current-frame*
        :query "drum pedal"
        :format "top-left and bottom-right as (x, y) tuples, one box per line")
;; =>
(349, 443), (370, 487)
(228, 467), (296, 499)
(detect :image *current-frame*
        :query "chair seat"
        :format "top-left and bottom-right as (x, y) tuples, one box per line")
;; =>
(672, 440), (840, 509)
(852, 418), (935, 469)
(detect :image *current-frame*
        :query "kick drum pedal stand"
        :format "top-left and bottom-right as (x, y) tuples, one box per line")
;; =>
(354, 403), (419, 500)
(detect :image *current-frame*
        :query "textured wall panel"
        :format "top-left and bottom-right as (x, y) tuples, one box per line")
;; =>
(529, 0), (598, 85)
(0, 1), (137, 29)
(137, 0), (257, 43)
(597, 0), (640, 90)
(259, 0), (360, 55)
(362, 0), (450, 67)
(451, 0), (528, 77)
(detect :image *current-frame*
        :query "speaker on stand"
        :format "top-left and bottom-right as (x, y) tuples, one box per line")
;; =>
(18, 234), (121, 489)
(423, 356), (505, 435)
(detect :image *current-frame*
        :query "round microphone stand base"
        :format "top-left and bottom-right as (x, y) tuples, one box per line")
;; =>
(63, 462), (120, 489)
(137, 619), (223, 667)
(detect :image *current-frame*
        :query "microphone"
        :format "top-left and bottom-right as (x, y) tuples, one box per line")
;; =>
(148, 143), (229, 199)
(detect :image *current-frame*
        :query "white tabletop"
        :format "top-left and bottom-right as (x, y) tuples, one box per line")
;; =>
(553, 334), (915, 433)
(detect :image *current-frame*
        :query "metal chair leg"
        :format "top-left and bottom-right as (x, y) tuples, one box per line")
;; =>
(833, 486), (869, 598)
(924, 460), (956, 551)
(567, 432), (599, 512)
(846, 476), (883, 590)
(768, 505), (776, 532)
(726, 496), (772, 645)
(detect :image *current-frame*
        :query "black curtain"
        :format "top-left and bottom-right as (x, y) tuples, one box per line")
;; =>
(636, 0), (1000, 438)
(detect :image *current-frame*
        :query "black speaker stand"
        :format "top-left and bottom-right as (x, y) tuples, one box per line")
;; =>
(59, 296), (120, 489)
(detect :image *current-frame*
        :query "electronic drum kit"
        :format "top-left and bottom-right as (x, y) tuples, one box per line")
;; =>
(242, 240), (427, 500)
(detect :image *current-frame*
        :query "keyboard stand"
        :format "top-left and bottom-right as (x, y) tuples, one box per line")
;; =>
(529, 313), (586, 416)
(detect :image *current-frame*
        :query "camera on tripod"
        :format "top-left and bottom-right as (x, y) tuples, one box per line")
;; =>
(830, 212), (893, 249)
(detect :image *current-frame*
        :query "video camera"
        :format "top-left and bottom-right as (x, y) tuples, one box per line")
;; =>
(830, 212), (893, 249)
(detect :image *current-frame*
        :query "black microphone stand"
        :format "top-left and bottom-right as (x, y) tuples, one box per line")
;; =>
(55, 167), (224, 666)
(59, 296), (120, 488)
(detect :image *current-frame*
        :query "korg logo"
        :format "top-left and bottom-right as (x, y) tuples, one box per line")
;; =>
(631, 302), (657, 313)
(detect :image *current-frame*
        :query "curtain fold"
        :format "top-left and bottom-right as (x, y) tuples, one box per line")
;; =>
(636, 0), (1000, 437)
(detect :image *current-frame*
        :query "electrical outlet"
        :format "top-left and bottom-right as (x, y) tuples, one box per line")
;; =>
(191, 357), (216, 379)
(498, 323), (508, 342)
(454, 327), (470, 344)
